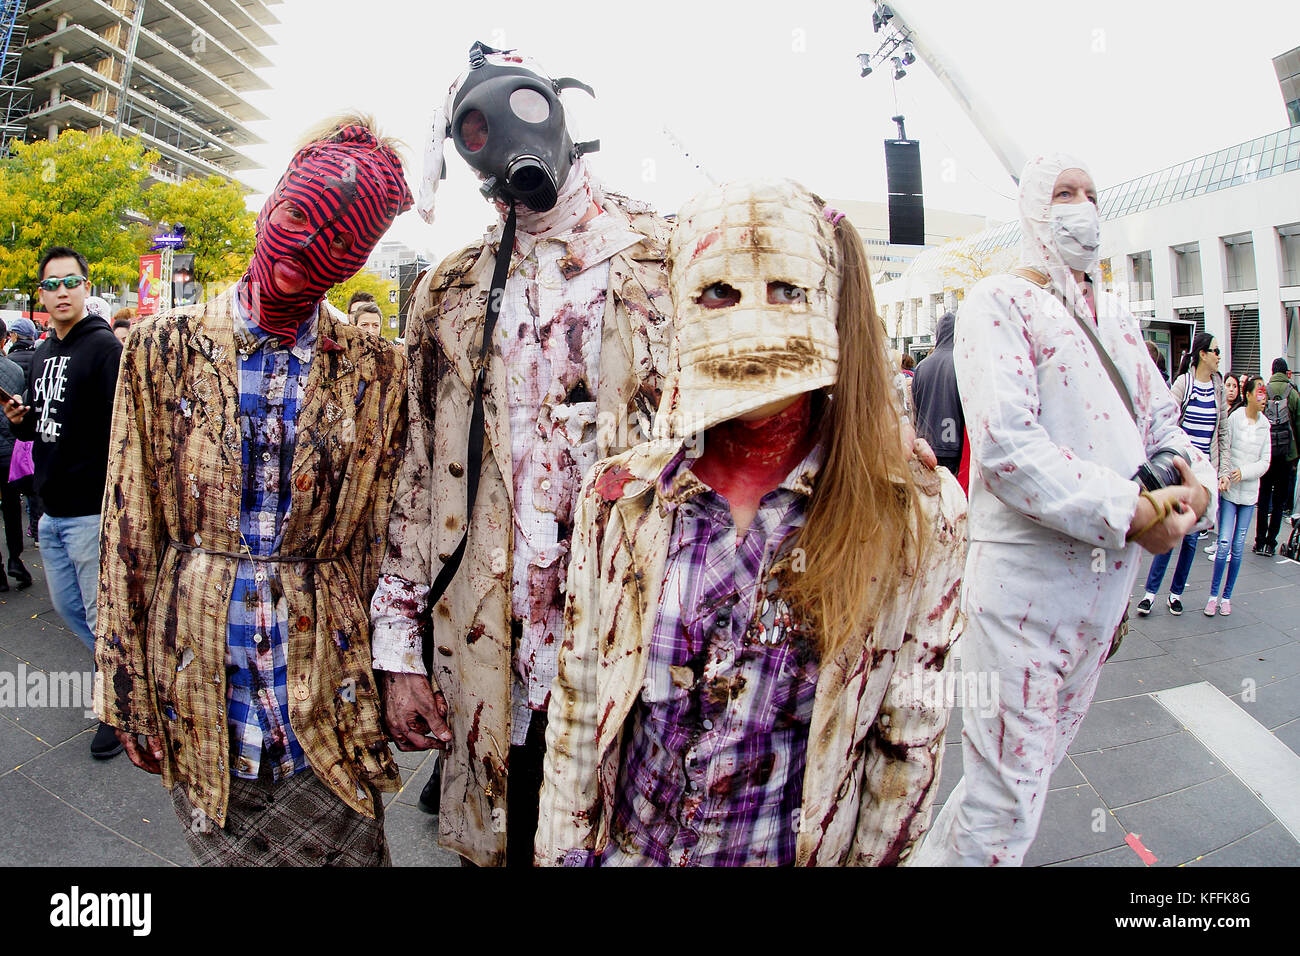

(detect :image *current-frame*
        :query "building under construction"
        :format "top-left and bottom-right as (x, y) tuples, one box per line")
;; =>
(0, 0), (281, 183)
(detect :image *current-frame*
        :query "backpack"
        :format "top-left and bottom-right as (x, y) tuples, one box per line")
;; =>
(1264, 383), (1298, 461)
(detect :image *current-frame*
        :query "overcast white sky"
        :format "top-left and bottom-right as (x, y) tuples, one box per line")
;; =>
(235, 0), (1299, 264)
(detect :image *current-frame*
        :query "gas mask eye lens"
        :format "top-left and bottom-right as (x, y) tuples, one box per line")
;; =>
(460, 110), (489, 152)
(509, 88), (551, 124)
(696, 283), (741, 309)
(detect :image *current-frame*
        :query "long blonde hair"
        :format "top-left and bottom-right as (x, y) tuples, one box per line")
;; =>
(781, 216), (926, 661)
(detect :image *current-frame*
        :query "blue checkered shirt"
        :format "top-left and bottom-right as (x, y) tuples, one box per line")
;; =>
(225, 296), (316, 781)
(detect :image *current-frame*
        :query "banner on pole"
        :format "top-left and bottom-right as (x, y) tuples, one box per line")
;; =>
(138, 254), (163, 317)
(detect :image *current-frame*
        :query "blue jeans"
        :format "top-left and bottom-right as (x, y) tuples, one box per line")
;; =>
(1210, 499), (1255, 600)
(38, 513), (101, 654)
(1144, 530), (1200, 597)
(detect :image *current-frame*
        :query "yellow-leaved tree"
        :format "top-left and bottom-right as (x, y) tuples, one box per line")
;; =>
(144, 174), (256, 286)
(327, 270), (398, 319)
(0, 130), (158, 291)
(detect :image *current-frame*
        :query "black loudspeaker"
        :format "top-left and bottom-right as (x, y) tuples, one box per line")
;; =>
(885, 139), (925, 246)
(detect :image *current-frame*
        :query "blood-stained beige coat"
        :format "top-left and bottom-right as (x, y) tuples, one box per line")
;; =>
(93, 291), (407, 826)
(377, 196), (672, 866)
(536, 440), (969, 866)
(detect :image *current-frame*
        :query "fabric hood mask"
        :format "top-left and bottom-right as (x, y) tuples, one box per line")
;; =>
(1016, 151), (1101, 312)
(660, 179), (841, 437)
(247, 125), (412, 344)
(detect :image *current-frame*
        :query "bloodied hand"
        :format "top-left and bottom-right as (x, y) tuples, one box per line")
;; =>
(115, 728), (165, 774)
(378, 671), (451, 750)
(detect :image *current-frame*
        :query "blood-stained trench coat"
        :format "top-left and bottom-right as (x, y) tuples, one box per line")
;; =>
(374, 196), (672, 866)
(93, 290), (407, 826)
(536, 440), (969, 866)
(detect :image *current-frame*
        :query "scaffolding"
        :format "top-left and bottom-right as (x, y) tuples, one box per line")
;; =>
(0, 0), (32, 155)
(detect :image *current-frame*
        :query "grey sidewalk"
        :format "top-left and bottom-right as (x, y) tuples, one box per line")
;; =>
(2, 534), (1298, 867)
(934, 534), (1300, 867)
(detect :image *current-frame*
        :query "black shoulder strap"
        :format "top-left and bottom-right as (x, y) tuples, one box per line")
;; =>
(421, 204), (517, 672)
(1007, 267), (1139, 428)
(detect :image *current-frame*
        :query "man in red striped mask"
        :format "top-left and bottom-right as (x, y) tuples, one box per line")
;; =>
(95, 115), (415, 866)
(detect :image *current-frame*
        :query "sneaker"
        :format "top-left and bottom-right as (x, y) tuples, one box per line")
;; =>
(1167, 595), (1184, 616)
(1136, 597), (1154, 616)
(1264, 543), (1277, 557)
(1219, 599), (1232, 616)
(1204, 597), (1218, 616)
(1253, 544), (1265, 555)
(91, 722), (124, 760)
(1205, 545), (1217, 558)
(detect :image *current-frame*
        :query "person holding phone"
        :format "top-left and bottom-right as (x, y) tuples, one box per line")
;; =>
(3, 246), (123, 759)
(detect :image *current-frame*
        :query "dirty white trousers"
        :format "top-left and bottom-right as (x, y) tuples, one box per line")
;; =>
(913, 536), (1139, 866)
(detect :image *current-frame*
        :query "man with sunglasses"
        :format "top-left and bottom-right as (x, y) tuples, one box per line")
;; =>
(3, 246), (124, 759)
(92, 115), (414, 866)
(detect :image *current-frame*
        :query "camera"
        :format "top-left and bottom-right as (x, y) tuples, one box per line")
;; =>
(1134, 449), (1190, 492)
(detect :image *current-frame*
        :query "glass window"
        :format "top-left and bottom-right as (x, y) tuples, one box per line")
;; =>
(1172, 243), (1203, 296)
(1224, 235), (1257, 292)
(1279, 227), (1300, 286)
(1129, 251), (1154, 301)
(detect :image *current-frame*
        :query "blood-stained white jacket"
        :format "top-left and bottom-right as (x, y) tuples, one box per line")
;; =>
(955, 278), (1215, 550)
(956, 153), (1216, 550)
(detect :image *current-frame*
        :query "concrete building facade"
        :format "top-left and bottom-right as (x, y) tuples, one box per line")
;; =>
(8, 0), (282, 182)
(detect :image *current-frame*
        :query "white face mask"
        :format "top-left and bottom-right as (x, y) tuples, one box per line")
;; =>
(1050, 202), (1101, 272)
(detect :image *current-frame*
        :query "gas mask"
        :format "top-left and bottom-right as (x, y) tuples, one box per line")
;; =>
(447, 42), (598, 213)
(662, 179), (841, 436)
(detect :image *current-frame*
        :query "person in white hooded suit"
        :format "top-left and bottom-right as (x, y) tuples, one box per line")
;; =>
(912, 154), (1217, 866)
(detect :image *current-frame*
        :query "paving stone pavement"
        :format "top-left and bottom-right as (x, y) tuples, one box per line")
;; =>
(935, 532), (1300, 867)
(3, 531), (1298, 867)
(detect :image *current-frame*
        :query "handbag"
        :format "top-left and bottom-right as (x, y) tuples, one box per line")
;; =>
(1008, 268), (1137, 661)
(8, 440), (33, 482)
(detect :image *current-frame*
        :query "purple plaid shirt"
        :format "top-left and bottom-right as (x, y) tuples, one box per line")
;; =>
(595, 444), (822, 867)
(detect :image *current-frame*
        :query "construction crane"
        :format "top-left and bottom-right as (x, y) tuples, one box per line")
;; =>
(859, 0), (1026, 184)
(0, 0), (31, 155)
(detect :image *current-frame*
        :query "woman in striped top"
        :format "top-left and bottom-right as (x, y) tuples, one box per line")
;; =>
(1136, 333), (1228, 616)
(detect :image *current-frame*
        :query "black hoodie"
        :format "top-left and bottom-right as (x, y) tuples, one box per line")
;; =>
(911, 311), (965, 460)
(11, 314), (122, 517)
